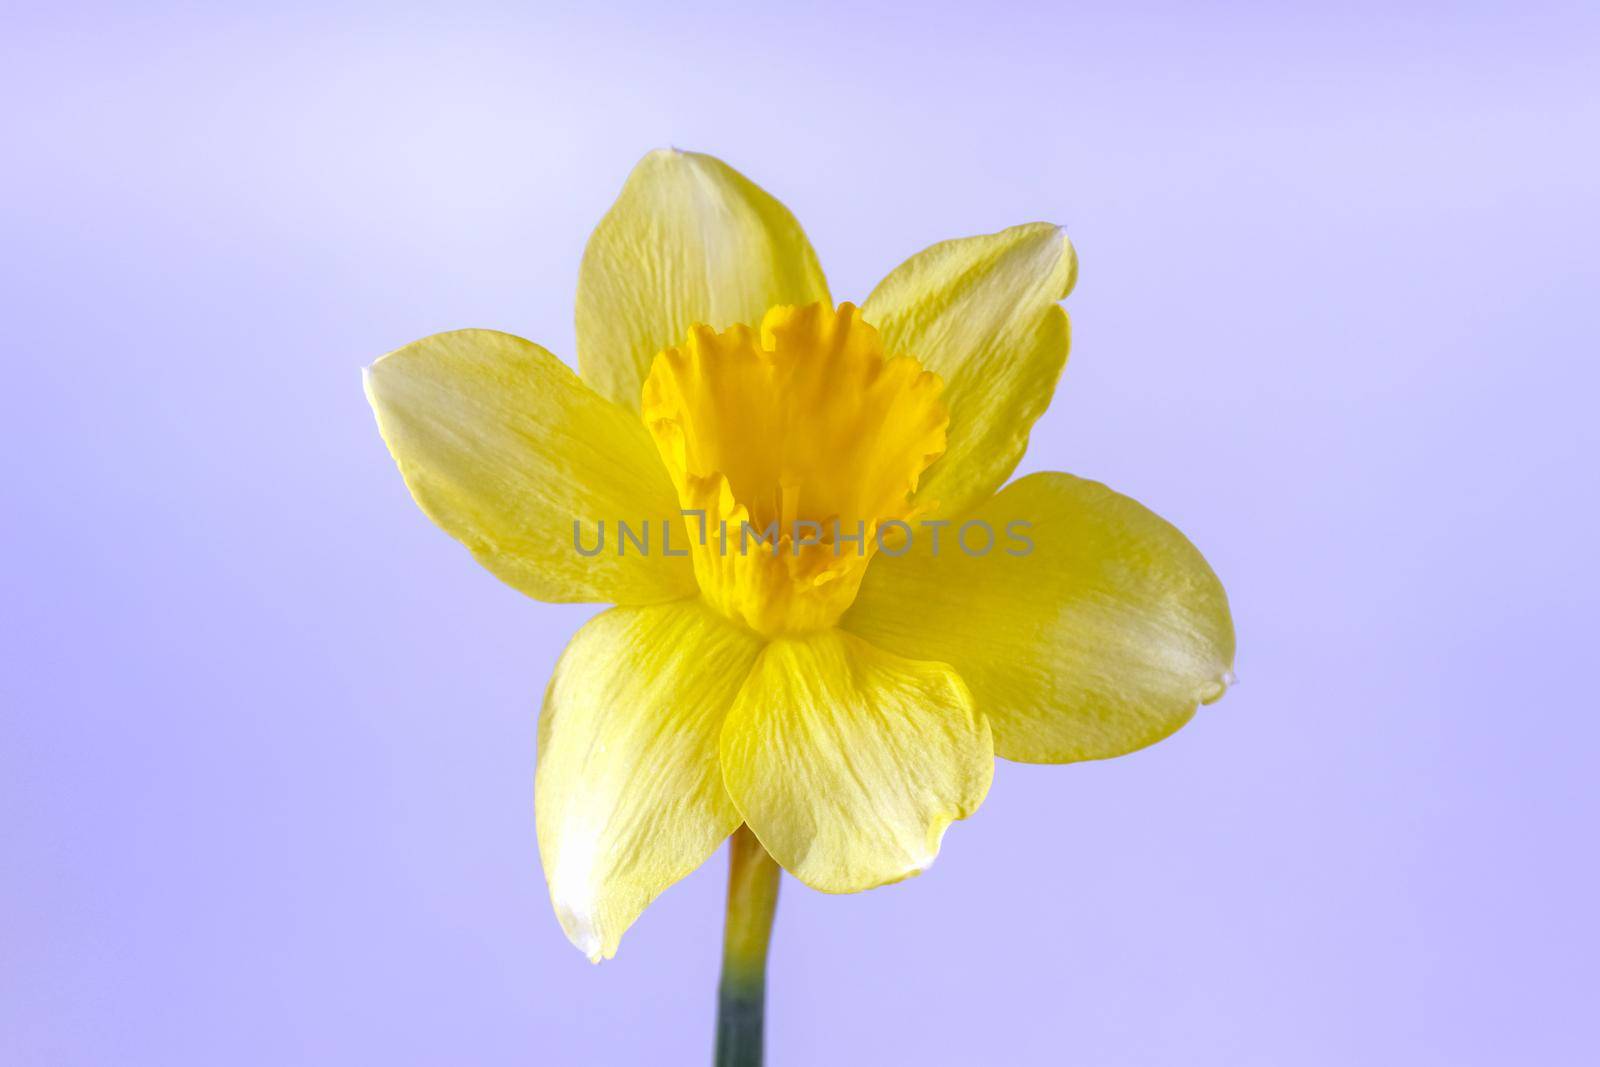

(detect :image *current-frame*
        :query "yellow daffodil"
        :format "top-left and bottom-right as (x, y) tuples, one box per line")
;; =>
(365, 151), (1235, 982)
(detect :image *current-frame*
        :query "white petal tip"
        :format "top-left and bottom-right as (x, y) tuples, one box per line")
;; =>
(573, 929), (606, 964)
(553, 891), (607, 963)
(906, 826), (951, 876)
(1200, 670), (1238, 706)
(360, 364), (381, 406)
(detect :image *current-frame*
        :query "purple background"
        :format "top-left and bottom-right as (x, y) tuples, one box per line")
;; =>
(5, 2), (1597, 1063)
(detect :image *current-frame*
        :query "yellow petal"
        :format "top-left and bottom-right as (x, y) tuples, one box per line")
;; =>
(844, 472), (1235, 764)
(365, 329), (695, 605)
(536, 599), (763, 961)
(720, 630), (992, 893)
(862, 223), (1076, 520)
(576, 149), (831, 410)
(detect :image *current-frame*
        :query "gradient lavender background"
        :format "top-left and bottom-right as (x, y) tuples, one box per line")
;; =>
(5, 2), (1598, 1064)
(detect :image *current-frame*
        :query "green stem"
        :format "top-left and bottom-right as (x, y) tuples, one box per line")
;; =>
(715, 826), (781, 1067)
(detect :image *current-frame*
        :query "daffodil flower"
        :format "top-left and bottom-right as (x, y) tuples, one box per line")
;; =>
(366, 149), (1234, 1063)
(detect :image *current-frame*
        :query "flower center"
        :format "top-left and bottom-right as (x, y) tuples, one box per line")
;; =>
(642, 302), (948, 636)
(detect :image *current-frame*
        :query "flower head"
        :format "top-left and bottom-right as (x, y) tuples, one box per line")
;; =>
(365, 149), (1234, 962)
